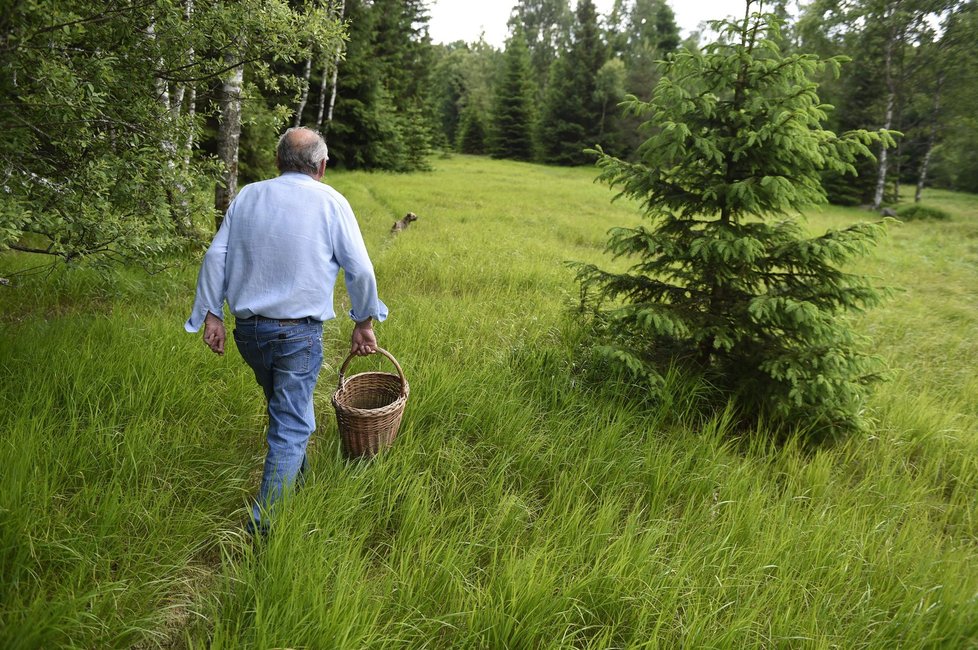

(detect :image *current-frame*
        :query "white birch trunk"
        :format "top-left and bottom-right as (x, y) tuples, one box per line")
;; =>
(915, 142), (935, 203)
(147, 20), (170, 107)
(182, 0), (196, 165)
(323, 0), (346, 132)
(165, 0), (195, 119)
(326, 54), (341, 131)
(893, 141), (901, 199)
(184, 84), (196, 167)
(873, 13), (898, 211)
(172, 84), (185, 117)
(916, 74), (943, 203)
(316, 53), (329, 129)
(148, 14), (193, 234)
(215, 60), (244, 231)
(294, 55), (313, 127)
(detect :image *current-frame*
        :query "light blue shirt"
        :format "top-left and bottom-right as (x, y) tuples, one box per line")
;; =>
(185, 172), (388, 332)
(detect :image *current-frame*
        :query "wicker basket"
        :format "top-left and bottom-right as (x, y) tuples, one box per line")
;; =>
(331, 348), (409, 459)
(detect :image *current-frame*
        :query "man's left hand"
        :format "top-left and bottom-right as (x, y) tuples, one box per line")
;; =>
(203, 311), (226, 355)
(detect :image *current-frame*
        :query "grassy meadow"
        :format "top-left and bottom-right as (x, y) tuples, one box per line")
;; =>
(1, 155), (977, 648)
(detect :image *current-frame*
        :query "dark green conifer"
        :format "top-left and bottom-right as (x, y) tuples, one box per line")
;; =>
(576, 2), (895, 432)
(537, 0), (607, 165)
(491, 29), (537, 160)
(329, 0), (432, 171)
(457, 107), (488, 154)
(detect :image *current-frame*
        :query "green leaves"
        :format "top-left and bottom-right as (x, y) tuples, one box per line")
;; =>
(2, 0), (345, 266)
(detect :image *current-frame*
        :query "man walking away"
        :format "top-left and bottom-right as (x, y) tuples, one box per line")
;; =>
(185, 127), (387, 536)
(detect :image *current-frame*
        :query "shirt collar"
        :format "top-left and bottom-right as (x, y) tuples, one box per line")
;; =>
(279, 171), (316, 181)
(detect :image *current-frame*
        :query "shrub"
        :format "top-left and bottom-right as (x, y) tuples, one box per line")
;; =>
(896, 204), (951, 221)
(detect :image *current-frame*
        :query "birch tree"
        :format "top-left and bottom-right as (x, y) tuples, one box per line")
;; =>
(1, 0), (344, 262)
(799, 0), (959, 207)
(322, 0), (347, 131)
(214, 58), (244, 229)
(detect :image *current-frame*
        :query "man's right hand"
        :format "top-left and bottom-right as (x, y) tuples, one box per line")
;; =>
(351, 318), (377, 356)
(203, 311), (226, 356)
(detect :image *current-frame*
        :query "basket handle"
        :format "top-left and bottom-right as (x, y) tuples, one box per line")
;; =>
(337, 347), (407, 397)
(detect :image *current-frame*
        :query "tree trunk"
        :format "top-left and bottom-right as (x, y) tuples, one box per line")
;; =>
(916, 73), (943, 203)
(872, 94), (895, 210)
(873, 16), (898, 211)
(182, 0), (197, 166)
(215, 59), (244, 231)
(172, 84), (185, 118)
(294, 55), (312, 127)
(149, 14), (192, 235)
(893, 140), (901, 200)
(322, 0), (346, 133)
(171, 0), (195, 120)
(325, 54), (341, 132)
(315, 53), (329, 129)
(184, 83), (196, 166)
(146, 20), (169, 107)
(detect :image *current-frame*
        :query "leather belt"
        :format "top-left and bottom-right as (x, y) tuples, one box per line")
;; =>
(237, 315), (319, 325)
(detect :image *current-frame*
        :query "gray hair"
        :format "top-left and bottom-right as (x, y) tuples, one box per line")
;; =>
(276, 127), (329, 174)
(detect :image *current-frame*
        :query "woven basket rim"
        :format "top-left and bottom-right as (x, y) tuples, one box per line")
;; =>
(331, 371), (410, 417)
(332, 393), (408, 418)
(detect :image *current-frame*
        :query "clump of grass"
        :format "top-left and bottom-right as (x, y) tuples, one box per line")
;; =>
(896, 203), (952, 221)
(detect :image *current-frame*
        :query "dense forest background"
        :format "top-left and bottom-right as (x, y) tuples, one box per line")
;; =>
(2, 0), (977, 267)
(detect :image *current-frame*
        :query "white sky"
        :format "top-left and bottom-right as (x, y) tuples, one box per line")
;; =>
(426, 0), (757, 48)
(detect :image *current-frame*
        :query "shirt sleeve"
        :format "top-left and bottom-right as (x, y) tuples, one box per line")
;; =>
(184, 212), (232, 333)
(330, 198), (388, 323)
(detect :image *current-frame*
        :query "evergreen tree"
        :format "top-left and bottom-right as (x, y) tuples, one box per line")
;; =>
(930, 3), (978, 192)
(328, 0), (402, 169)
(431, 42), (471, 147)
(328, 0), (434, 170)
(537, 0), (607, 165)
(576, 2), (895, 432)
(457, 106), (488, 154)
(653, 0), (681, 52)
(491, 29), (537, 160)
(600, 0), (682, 158)
(508, 0), (573, 94)
(430, 38), (500, 151)
(625, 0), (681, 54)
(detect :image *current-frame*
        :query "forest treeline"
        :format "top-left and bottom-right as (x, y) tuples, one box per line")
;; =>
(1, 0), (977, 266)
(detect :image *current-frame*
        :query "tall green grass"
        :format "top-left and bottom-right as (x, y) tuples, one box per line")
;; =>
(2, 156), (977, 648)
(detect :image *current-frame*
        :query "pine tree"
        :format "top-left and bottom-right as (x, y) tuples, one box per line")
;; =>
(537, 0), (607, 165)
(508, 0), (573, 94)
(328, 0), (433, 171)
(430, 38), (500, 151)
(457, 106), (488, 154)
(576, 2), (895, 432)
(491, 29), (537, 160)
(602, 0), (683, 158)
(625, 0), (680, 55)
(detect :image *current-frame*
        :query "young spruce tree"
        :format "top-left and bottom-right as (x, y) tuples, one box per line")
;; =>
(537, 0), (606, 165)
(577, 2), (894, 432)
(491, 28), (536, 160)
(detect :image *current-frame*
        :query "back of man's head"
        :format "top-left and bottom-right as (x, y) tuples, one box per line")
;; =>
(277, 127), (329, 175)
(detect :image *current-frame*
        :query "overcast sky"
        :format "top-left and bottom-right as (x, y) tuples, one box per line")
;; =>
(426, 0), (756, 48)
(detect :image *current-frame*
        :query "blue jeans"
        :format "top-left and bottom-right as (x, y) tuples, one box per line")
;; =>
(232, 317), (324, 530)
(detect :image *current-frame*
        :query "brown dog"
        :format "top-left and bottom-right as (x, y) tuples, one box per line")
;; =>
(391, 212), (418, 234)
